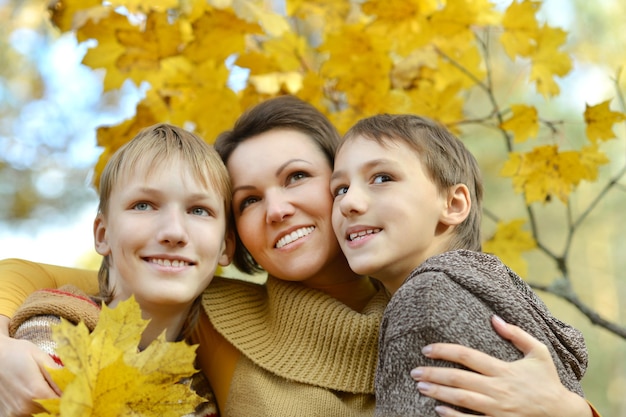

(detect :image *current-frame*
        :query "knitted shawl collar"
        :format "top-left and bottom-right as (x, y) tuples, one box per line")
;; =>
(202, 276), (389, 394)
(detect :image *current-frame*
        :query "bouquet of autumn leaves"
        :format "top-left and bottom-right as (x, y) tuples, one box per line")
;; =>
(35, 297), (204, 417)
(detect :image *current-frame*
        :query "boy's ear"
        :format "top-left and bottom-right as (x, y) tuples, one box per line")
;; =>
(218, 229), (236, 267)
(440, 184), (471, 226)
(93, 214), (112, 256)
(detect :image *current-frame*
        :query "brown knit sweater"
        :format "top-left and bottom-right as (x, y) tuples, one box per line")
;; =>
(202, 275), (390, 416)
(375, 250), (588, 417)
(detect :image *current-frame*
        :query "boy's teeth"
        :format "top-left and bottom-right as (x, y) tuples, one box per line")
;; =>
(276, 226), (315, 248)
(349, 228), (381, 241)
(151, 258), (188, 267)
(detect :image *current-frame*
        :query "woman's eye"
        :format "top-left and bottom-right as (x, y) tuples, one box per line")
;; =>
(287, 171), (308, 185)
(240, 196), (260, 212)
(373, 174), (392, 184)
(133, 202), (152, 211)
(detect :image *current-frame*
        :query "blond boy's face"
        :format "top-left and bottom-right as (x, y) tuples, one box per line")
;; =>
(94, 156), (232, 311)
(331, 135), (448, 294)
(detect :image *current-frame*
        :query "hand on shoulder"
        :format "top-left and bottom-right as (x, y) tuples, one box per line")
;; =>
(410, 315), (593, 417)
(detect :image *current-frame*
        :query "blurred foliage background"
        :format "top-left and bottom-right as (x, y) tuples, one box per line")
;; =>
(0, 0), (625, 415)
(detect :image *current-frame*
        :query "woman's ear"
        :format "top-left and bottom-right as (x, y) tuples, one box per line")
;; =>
(440, 184), (471, 226)
(93, 214), (111, 256)
(218, 229), (236, 267)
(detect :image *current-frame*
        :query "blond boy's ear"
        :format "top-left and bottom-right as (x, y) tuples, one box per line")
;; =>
(93, 214), (112, 256)
(218, 229), (236, 267)
(440, 184), (471, 226)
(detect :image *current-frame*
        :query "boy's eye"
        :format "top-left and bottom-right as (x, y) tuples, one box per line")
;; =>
(133, 202), (152, 211)
(373, 174), (392, 184)
(333, 185), (349, 197)
(191, 207), (210, 217)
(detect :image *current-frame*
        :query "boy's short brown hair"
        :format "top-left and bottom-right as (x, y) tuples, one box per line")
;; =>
(341, 114), (483, 252)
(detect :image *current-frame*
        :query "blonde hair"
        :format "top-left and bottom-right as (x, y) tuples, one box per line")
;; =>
(341, 114), (483, 252)
(96, 123), (231, 339)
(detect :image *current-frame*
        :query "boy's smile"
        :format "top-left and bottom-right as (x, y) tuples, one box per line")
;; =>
(331, 135), (449, 294)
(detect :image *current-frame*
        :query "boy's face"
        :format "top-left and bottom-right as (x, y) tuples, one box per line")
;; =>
(94, 157), (232, 310)
(331, 135), (449, 294)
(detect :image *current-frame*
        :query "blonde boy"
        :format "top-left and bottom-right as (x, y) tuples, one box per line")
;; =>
(10, 123), (233, 416)
(330, 114), (588, 417)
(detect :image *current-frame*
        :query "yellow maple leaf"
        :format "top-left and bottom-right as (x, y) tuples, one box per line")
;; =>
(500, 104), (539, 143)
(584, 100), (626, 142)
(528, 25), (571, 97)
(107, 0), (179, 14)
(184, 8), (263, 65)
(483, 219), (536, 278)
(208, 0), (290, 37)
(77, 12), (136, 91)
(500, 0), (540, 59)
(501, 145), (609, 204)
(35, 297), (203, 417)
(48, 0), (108, 33)
(115, 11), (184, 72)
(249, 72), (303, 95)
(361, 0), (437, 56)
(430, 0), (501, 38)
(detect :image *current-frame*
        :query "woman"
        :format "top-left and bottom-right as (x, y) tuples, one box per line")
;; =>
(0, 96), (597, 417)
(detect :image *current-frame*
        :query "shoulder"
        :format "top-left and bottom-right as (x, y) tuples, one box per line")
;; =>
(9, 285), (101, 336)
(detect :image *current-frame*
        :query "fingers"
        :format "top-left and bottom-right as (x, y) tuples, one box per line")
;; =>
(414, 379), (494, 416)
(419, 342), (506, 377)
(491, 315), (552, 361)
(0, 335), (60, 416)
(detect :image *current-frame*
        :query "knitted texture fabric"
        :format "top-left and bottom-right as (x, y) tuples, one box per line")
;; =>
(375, 250), (589, 417)
(9, 285), (101, 336)
(202, 275), (389, 416)
(10, 286), (219, 417)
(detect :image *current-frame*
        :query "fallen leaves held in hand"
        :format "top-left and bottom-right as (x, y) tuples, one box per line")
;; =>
(35, 296), (203, 417)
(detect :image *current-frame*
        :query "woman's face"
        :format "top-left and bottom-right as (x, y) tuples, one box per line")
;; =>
(227, 128), (351, 286)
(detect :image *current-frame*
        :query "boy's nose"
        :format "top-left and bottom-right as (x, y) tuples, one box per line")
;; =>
(339, 185), (368, 217)
(158, 209), (189, 247)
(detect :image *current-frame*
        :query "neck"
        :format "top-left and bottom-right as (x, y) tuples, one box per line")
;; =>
(109, 297), (191, 349)
(138, 308), (190, 348)
(299, 256), (378, 312)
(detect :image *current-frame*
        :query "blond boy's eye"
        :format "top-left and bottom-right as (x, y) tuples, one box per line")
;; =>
(192, 207), (210, 216)
(133, 202), (151, 211)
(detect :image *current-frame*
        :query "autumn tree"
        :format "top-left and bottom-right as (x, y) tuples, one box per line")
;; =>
(42, 0), (626, 342)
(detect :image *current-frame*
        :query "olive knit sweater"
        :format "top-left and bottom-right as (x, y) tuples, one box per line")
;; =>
(202, 275), (390, 417)
(375, 250), (588, 417)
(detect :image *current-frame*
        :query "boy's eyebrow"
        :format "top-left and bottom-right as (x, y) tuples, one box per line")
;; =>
(331, 159), (394, 182)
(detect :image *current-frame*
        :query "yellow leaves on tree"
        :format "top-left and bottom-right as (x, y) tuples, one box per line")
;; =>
(500, 104), (539, 143)
(483, 219), (536, 278)
(47, 0), (625, 285)
(501, 144), (609, 204)
(501, 0), (571, 97)
(35, 297), (203, 417)
(584, 100), (626, 142)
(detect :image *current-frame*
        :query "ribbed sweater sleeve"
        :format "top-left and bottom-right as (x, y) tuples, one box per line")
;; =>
(0, 258), (98, 317)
